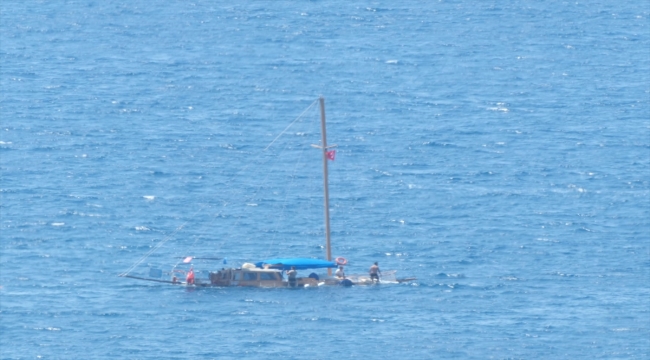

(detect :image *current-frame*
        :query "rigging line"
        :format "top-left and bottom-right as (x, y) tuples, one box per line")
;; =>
(123, 98), (322, 275)
(189, 203), (229, 256)
(250, 100), (320, 257)
(119, 203), (209, 276)
(249, 138), (297, 258)
(169, 209), (225, 271)
(262, 106), (322, 258)
(264, 99), (318, 151)
(263, 135), (310, 258)
(232, 99), (320, 257)
(163, 107), (306, 266)
(184, 202), (227, 246)
(198, 100), (317, 253)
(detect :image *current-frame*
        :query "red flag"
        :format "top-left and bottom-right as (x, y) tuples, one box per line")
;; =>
(326, 150), (336, 161)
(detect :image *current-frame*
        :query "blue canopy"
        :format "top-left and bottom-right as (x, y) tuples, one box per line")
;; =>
(255, 258), (337, 271)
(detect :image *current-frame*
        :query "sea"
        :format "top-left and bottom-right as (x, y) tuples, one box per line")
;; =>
(1, 1), (648, 359)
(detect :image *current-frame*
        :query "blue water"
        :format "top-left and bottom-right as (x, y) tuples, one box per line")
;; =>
(1, 1), (649, 359)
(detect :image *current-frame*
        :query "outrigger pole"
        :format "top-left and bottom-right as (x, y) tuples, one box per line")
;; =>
(319, 97), (333, 277)
(120, 274), (177, 284)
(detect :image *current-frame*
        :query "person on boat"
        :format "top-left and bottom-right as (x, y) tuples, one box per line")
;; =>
(369, 262), (381, 283)
(186, 267), (195, 285)
(287, 266), (297, 287)
(335, 266), (345, 279)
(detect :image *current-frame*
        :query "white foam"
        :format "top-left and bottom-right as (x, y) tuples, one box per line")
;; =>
(487, 107), (509, 112)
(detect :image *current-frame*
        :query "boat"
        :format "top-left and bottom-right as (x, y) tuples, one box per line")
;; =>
(120, 97), (415, 288)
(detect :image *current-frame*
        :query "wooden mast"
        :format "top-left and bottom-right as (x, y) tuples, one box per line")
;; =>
(319, 97), (333, 276)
